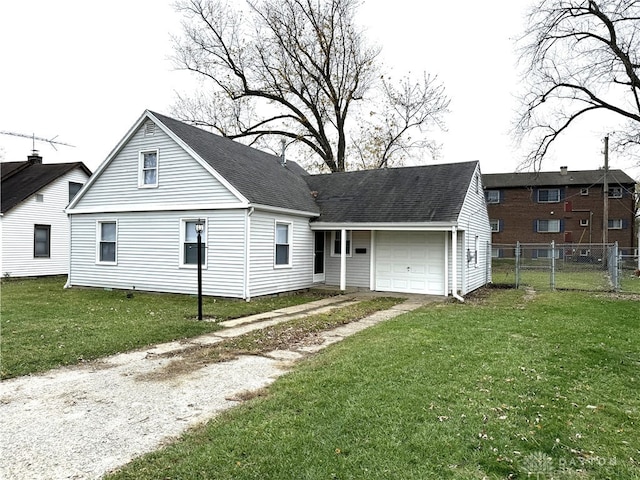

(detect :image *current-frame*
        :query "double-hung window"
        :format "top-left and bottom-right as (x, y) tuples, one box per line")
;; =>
(34, 225), (51, 258)
(331, 230), (351, 256)
(537, 189), (560, 203)
(183, 220), (206, 266)
(536, 219), (561, 233)
(485, 190), (500, 204)
(98, 221), (117, 264)
(608, 219), (623, 230)
(139, 150), (158, 187)
(275, 222), (291, 267)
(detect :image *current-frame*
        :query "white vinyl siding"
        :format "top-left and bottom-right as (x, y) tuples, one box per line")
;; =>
(74, 123), (240, 209)
(248, 211), (314, 297)
(69, 210), (246, 298)
(455, 163), (492, 295)
(324, 230), (370, 288)
(1, 168), (89, 278)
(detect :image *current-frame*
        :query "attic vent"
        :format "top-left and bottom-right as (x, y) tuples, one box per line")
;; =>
(144, 122), (156, 136)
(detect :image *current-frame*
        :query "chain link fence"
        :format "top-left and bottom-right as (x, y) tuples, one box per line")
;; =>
(491, 242), (640, 293)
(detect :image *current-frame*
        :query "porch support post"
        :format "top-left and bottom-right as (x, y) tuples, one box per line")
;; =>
(340, 228), (347, 291)
(451, 226), (464, 302)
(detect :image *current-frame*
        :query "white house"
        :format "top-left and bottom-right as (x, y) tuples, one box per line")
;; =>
(66, 110), (491, 299)
(1, 153), (91, 277)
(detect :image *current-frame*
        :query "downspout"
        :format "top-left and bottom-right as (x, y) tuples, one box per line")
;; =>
(451, 226), (465, 302)
(64, 212), (72, 288)
(244, 207), (254, 301)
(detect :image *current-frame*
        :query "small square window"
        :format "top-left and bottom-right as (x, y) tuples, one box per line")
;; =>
(490, 219), (500, 232)
(485, 190), (500, 204)
(34, 225), (51, 258)
(35, 194), (44, 203)
(580, 188), (589, 196)
(579, 219), (589, 227)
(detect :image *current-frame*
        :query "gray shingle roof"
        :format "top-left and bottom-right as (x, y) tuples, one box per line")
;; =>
(304, 161), (479, 223)
(482, 169), (636, 189)
(1, 159), (91, 214)
(149, 111), (319, 214)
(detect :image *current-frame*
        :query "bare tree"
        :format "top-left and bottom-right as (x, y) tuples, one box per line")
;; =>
(515, 0), (640, 170)
(172, 0), (448, 172)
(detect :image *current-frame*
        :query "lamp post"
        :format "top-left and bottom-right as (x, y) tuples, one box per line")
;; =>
(195, 219), (204, 320)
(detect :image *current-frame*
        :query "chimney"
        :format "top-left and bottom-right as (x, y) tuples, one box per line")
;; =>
(28, 150), (42, 164)
(560, 166), (568, 176)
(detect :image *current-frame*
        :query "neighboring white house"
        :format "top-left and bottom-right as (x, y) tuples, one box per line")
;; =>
(1, 153), (91, 277)
(66, 110), (491, 299)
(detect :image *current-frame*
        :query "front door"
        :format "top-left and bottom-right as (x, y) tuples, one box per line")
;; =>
(313, 231), (325, 283)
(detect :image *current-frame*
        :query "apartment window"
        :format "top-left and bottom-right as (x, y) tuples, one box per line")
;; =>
(98, 221), (117, 263)
(490, 219), (502, 233)
(69, 182), (83, 202)
(608, 187), (622, 198)
(34, 225), (51, 258)
(579, 218), (589, 227)
(608, 219), (623, 230)
(183, 220), (206, 266)
(485, 190), (501, 204)
(580, 188), (589, 196)
(274, 222), (292, 267)
(491, 248), (502, 258)
(536, 219), (561, 233)
(537, 189), (561, 203)
(536, 248), (560, 259)
(331, 230), (351, 256)
(139, 150), (158, 187)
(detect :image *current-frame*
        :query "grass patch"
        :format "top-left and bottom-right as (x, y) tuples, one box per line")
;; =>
(0, 277), (329, 379)
(107, 289), (640, 479)
(139, 297), (402, 380)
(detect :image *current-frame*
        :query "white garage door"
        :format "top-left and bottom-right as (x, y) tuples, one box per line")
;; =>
(375, 231), (445, 295)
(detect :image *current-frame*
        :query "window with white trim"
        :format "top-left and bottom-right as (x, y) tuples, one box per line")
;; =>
(274, 221), (292, 267)
(608, 219), (623, 230)
(34, 224), (51, 258)
(608, 187), (622, 198)
(182, 220), (206, 266)
(139, 150), (158, 187)
(537, 189), (560, 203)
(579, 219), (589, 227)
(580, 188), (589, 196)
(331, 230), (351, 256)
(485, 190), (500, 204)
(490, 219), (500, 232)
(97, 221), (117, 264)
(536, 219), (561, 233)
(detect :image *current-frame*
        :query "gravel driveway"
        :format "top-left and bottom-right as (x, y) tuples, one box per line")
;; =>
(0, 295), (429, 479)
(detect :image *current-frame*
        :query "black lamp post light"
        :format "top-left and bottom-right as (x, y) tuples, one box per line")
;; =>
(195, 218), (204, 320)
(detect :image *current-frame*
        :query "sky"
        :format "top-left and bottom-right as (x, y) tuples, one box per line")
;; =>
(1, 0), (639, 180)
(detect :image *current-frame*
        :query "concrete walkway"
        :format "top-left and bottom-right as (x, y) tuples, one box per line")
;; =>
(0, 293), (440, 480)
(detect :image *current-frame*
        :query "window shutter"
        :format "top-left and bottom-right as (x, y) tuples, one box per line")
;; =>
(560, 219), (565, 232)
(534, 219), (539, 232)
(500, 190), (505, 203)
(532, 249), (538, 259)
(499, 219), (504, 232)
(560, 188), (566, 201)
(534, 189), (539, 203)
(622, 219), (629, 229)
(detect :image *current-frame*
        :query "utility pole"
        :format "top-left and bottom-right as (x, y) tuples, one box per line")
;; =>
(603, 136), (609, 246)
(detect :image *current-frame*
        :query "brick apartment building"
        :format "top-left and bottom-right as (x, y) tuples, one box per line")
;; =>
(482, 167), (637, 258)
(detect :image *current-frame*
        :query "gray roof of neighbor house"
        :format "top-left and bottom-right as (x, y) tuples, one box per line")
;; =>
(1, 157), (91, 214)
(304, 161), (479, 223)
(482, 169), (636, 189)
(150, 111), (319, 214)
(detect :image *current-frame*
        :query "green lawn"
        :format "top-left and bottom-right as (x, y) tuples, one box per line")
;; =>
(0, 277), (327, 379)
(107, 289), (640, 479)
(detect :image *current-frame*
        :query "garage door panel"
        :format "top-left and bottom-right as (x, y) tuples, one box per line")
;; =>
(375, 231), (445, 295)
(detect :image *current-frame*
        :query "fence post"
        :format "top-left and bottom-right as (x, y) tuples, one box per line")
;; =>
(515, 241), (520, 289)
(551, 240), (556, 290)
(614, 242), (620, 291)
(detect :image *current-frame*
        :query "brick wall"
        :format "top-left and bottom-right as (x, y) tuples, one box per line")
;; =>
(487, 184), (636, 249)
